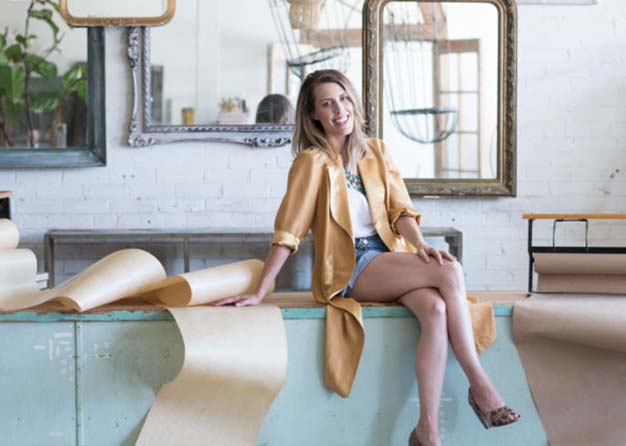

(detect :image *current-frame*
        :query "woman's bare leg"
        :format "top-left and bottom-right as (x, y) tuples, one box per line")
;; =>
(350, 252), (514, 417)
(398, 288), (448, 446)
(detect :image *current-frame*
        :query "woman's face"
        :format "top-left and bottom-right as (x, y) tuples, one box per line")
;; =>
(310, 82), (355, 140)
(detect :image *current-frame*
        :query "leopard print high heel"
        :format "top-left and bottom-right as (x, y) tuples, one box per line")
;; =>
(468, 388), (521, 429)
(408, 428), (422, 446)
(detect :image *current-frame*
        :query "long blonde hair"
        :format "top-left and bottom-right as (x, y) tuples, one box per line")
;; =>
(292, 69), (368, 172)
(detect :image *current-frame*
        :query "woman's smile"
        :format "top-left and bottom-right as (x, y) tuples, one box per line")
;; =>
(333, 113), (352, 128)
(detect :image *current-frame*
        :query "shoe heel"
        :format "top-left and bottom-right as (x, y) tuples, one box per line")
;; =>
(468, 389), (492, 429)
(408, 428), (421, 446)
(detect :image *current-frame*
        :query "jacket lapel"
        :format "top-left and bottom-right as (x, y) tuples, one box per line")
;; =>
(327, 159), (354, 240)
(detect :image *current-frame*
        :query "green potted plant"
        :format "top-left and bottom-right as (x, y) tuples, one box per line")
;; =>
(0, 0), (87, 148)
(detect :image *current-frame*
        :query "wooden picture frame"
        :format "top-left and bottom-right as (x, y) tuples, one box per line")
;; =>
(0, 28), (106, 169)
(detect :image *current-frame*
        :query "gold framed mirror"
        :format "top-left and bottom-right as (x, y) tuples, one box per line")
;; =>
(59, 0), (175, 27)
(364, 0), (517, 196)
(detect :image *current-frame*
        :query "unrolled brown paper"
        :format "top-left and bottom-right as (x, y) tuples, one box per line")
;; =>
(0, 249), (271, 314)
(535, 252), (626, 294)
(143, 259), (273, 306)
(0, 248), (167, 311)
(513, 294), (626, 446)
(136, 305), (287, 446)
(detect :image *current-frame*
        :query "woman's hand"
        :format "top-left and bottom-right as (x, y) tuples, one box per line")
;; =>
(414, 242), (456, 266)
(214, 291), (265, 307)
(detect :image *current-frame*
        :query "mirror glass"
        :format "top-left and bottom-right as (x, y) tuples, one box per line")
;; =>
(0, 0), (87, 149)
(149, 0), (364, 127)
(381, 1), (498, 180)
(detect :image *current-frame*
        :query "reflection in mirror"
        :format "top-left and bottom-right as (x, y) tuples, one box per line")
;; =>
(0, 0), (87, 149)
(382, 1), (498, 180)
(255, 94), (295, 124)
(146, 0), (363, 128)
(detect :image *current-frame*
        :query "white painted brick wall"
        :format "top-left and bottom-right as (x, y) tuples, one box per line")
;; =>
(2, 1), (626, 291)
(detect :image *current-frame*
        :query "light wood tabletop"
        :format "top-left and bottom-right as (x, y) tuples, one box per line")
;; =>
(523, 213), (626, 220)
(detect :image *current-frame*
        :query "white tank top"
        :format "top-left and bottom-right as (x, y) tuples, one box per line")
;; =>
(345, 169), (377, 238)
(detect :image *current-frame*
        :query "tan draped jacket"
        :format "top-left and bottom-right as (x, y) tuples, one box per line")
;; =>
(271, 138), (421, 397)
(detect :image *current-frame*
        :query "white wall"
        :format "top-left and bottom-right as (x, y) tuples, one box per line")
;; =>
(2, 0), (626, 290)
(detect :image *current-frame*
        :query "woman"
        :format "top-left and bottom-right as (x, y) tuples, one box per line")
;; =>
(216, 69), (520, 446)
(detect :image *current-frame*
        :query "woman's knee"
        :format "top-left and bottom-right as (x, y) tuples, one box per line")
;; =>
(403, 289), (447, 326)
(435, 259), (465, 290)
(424, 295), (447, 326)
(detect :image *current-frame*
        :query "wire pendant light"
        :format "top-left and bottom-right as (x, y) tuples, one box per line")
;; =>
(383, 2), (457, 144)
(268, 0), (361, 79)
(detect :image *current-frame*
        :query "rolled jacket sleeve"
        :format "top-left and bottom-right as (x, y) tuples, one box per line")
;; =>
(379, 140), (422, 233)
(272, 150), (324, 255)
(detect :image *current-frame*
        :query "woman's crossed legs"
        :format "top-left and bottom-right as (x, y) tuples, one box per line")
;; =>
(350, 252), (515, 445)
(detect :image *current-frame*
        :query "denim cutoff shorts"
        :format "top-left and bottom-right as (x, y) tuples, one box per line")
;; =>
(342, 233), (390, 297)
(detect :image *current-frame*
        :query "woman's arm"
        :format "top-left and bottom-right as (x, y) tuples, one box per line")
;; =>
(216, 151), (323, 306)
(214, 244), (291, 306)
(395, 216), (455, 266)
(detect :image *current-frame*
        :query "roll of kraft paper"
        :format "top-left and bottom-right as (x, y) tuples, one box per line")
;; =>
(0, 249), (40, 302)
(136, 305), (288, 446)
(0, 219), (19, 249)
(0, 219), (40, 303)
(535, 253), (626, 294)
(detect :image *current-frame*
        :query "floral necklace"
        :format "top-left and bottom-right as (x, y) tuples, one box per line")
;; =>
(344, 168), (366, 194)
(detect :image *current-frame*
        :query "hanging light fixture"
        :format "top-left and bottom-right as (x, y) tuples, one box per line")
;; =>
(383, 2), (457, 144)
(287, 0), (325, 29)
(267, 0), (360, 79)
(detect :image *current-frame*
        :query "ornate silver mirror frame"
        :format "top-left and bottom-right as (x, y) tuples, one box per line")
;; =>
(126, 27), (293, 148)
(364, 0), (517, 196)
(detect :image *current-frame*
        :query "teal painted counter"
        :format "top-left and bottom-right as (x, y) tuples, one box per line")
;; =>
(0, 304), (513, 322)
(0, 304), (547, 446)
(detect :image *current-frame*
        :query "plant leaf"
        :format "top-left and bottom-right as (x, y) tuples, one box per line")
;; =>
(30, 91), (60, 113)
(62, 63), (86, 89)
(1, 96), (24, 122)
(25, 53), (57, 77)
(15, 34), (37, 47)
(29, 8), (53, 21)
(30, 8), (60, 41)
(0, 64), (26, 103)
(46, 0), (61, 14)
(0, 34), (6, 50)
(75, 80), (87, 103)
(5, 44), (23, 62)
